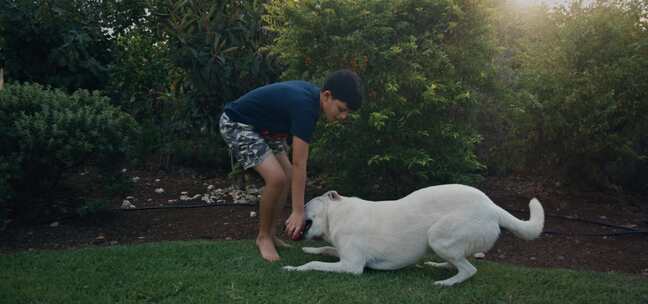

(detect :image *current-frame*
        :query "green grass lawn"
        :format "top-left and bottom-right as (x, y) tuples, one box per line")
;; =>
(1, 240), (646, 304)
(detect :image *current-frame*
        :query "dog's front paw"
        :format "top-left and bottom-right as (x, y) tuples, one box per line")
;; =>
(302, 247), (319, 255)
(282, 265), (302, 272)
(434, 279), (459, 287)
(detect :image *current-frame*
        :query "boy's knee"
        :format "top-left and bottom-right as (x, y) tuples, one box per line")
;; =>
(265, 171), (288, 189)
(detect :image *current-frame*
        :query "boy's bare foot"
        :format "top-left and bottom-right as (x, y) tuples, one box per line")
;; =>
(256, 236), (280, 262)
(273, 236), (292, 248)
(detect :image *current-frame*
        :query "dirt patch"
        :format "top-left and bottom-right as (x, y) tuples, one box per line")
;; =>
(1, 170), (647, 278)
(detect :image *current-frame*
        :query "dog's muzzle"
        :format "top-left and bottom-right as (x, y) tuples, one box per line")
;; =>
(294, 219), (313, 241)
(303, 219), (313, 235)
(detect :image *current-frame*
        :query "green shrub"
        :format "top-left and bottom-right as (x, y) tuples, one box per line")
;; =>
(125, 90), (231, 172)
(0, 83), (140, 219)
(105, 29), (189, 167)
(266, 0), (487, 198)
(166, 135), (231, 173)
(507, 2), (648, 191)
(106, 30), (178, 122)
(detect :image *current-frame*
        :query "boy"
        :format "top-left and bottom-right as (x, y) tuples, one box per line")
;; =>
(219, 69), (363, 262)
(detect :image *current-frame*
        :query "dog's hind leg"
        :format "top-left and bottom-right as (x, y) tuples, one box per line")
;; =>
(426, 220), (479, 286)
(424, 261), (454, 269)
(431, 258), (476, 287)
(302, 246), (339, 257)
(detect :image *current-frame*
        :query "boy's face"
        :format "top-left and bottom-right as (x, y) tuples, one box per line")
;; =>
(321, 90), (350, 122)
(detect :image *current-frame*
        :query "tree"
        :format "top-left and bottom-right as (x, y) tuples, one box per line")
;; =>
(0, 0), (151, 92)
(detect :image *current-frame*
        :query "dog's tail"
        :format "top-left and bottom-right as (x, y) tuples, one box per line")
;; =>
(496, 198), (545, 240)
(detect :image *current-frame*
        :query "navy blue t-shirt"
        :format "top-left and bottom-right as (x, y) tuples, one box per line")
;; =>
(224, 81), (321, 143)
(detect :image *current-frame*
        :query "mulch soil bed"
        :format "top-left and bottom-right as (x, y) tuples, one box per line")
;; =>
(1, 169), (647, 278)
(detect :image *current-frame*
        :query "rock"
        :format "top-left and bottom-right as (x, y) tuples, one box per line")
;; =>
(154, 188), (165, 194)
(211, 188), (225, 198)
(168, 199), (178, 204)
(250, 211), (257, 218)
(121, 200), (136, 209)
(180, 193), (201, 201)
(230, 190), (241, 201)
(131, 177), (140, 182)
(202, 194), (214, 204)
(93, 235), (106, 245)
(246, 187), (260, 195)
(49, 222), (59, 228)
(155, 178), (161, 182)
(207, 185), (215, 191)
(121, 168), (128, 173)
(474, 252), (486, 259)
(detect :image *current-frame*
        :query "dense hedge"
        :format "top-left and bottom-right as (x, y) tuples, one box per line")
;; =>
(266, 0), (488, 198)
(0, 83), (140, 219)
(503, 2), (648, 191)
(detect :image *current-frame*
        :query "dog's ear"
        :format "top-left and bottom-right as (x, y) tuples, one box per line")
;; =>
(327, 190), (342, 201)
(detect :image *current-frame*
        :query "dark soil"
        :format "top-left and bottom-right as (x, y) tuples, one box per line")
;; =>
(1, 169), (647, 278)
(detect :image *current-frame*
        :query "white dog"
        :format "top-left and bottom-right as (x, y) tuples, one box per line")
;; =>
(283, 184), (544, 286)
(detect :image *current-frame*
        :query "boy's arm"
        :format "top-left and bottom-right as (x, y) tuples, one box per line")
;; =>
(285, 135), (309, 240)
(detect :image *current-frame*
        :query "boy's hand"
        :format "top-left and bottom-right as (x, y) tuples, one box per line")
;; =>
(285, 211), (305, 241)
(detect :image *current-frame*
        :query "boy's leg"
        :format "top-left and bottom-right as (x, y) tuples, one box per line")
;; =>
(254, 153), (288, 262)
(272, 152), (292, 247)
(219, 113), (288, 261)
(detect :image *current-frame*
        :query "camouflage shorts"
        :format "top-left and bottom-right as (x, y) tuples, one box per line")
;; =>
(219, 113), (288, 169)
